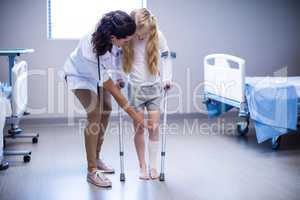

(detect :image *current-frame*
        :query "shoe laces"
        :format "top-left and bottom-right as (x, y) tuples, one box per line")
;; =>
(94, 171), (109, 181)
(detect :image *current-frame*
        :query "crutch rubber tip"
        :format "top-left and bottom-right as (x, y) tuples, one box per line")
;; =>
(159, 173), (165, 181)
(120, 173), (125, 182)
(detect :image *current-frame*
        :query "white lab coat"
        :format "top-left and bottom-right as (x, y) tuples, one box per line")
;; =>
(63, 32), (123, 94)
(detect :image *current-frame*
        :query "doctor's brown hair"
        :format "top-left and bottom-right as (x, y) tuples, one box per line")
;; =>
(92, 10), (136, 57)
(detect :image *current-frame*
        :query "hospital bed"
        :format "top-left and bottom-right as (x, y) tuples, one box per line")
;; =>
(0, 83), (9, 170)
(0, 49), (39, 164)
(202, 54), (299, 150)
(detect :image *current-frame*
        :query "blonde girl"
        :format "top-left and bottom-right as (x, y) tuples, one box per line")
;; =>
(122, 8), (172, 180)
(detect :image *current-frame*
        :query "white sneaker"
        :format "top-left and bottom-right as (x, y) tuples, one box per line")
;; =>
(87, 170), (112, 188)
(96, 159), (115, 174)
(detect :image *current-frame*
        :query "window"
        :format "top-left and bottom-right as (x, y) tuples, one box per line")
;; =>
(47, 0), (146, 39)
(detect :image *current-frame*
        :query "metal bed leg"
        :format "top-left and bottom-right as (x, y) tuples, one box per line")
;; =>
(6, 116), (39, 144)
(160, 90), (168, 182)
(0, 138), (8, 170)
(0, 161), (9, 170)
(272, 136), (281, 150)
(237, 117), (249, 136)
(4, 150), (31, 163)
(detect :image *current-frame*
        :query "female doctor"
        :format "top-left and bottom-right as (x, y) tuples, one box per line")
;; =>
(63, 10), (144, 188)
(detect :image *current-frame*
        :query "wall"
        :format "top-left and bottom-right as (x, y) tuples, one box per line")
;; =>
(0, 0), (300, 119)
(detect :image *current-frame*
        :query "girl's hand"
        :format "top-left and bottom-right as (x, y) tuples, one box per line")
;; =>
(163, 81), (171, 90)
(116, 79), (125, 89)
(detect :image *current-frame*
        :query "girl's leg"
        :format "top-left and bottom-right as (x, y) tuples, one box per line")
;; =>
(147, 110), (160, 179)
(133, 111), (149, 179)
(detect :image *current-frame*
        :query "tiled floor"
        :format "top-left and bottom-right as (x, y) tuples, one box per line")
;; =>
(1, 117), (300, 200)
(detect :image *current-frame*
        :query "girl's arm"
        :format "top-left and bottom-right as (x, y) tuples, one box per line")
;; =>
(103, 78), (144, 127)
(159, 31), (173, 88)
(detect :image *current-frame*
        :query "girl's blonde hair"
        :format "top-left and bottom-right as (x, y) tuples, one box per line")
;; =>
(122, 8), (159, 75)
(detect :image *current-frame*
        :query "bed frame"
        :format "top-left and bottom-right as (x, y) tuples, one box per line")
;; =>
(203, 54), (248, 115)
(202, 54), (282, 150)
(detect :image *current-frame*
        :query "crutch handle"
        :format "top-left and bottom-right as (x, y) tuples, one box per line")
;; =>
(119, 81), (125, 89)
(164, 84), (171, 90)
(116, 79), (125, 89)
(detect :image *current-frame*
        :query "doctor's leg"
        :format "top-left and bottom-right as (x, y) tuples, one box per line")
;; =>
(73, 89), (101, 173)
(73, 89), (112, 187)
(95, 87), (115, 173)
(96, 87), (112, 158)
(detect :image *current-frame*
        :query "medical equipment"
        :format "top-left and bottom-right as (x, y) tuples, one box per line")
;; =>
(97, 56), (102, 96)
(118, 88), (126, 182)
(202, 54), (299, 150)
(117, 51), (175, 181)
(158, 51), (175, 181)
(0, 49), (39, 163)
(159, 89), (168, 181)
(0, 83), (9, 170)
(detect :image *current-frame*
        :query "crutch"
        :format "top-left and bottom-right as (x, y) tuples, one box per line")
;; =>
(118, 81), (126, 181)
(159, 89), (168, 181)
(159, 51), (175, 181)
(118, 105), (126, 181)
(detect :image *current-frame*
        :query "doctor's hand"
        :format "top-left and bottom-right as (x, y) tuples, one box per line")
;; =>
(103, 79), (145, 129)
(132, 112), (146, 129)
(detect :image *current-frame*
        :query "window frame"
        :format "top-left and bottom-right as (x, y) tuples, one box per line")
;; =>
(47, 0), (147, 40)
